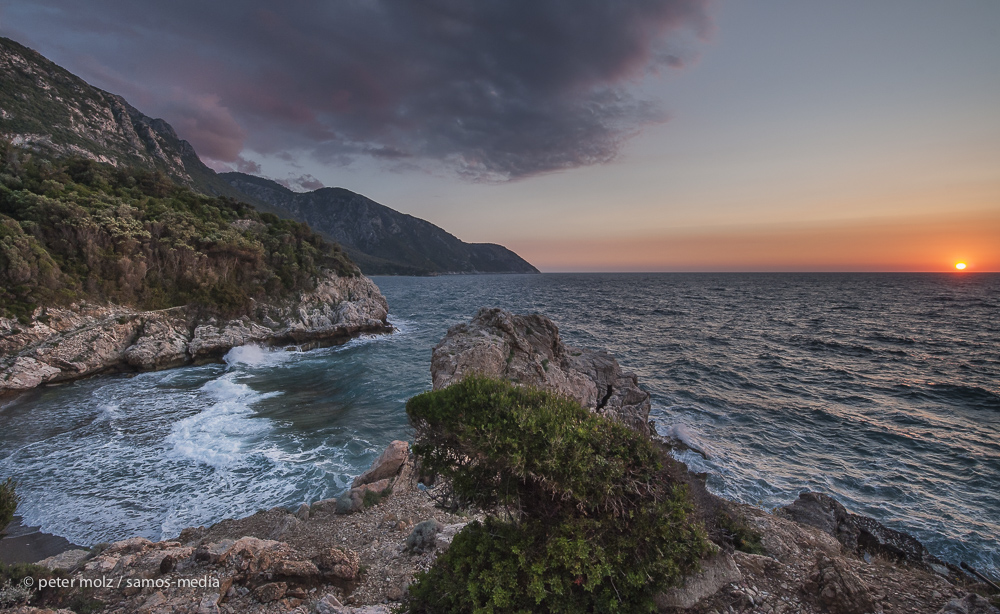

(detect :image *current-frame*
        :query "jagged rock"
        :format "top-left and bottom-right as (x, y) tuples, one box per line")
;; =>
(253, 581), (287, 602)
(1, 273), (390, 391)
(776, 492), (860, 552)
(937, 593), (1000, 614)
(314, 547), (361, 581)
(195, 539), (235, 563)
(850, 511), (943, 569)
(217, 536), (293, 574)
(36, 548), (89, 571)
(352, 440), (409, 487)
(405, 519), (444, 554)
(430, 307), (651, 434)
(777, 491), (955, 576)
(337, 478), (392, 514)
(655, 552), (742, 610)
(805, 554), (877, 614)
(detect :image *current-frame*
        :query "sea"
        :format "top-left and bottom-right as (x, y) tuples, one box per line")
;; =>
(1, 273), (997, 574)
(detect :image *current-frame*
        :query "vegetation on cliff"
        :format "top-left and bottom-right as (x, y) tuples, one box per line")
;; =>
(403, 376), (708, 613)
(0, 143), (357, 321)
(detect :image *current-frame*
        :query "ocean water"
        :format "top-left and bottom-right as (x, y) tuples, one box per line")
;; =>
(1, 273), (997, 574)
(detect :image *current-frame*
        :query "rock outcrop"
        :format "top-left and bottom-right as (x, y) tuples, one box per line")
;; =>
(777, 491), (962, 581)
(430, 307), (652, 434)
(0, 272), (390, 392)
(330, 440), (417, 515)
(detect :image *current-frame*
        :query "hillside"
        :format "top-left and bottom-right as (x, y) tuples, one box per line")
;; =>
(0, 36), (280, 214)
(0, 143), (357, 321)
(222, 172), (539, 275)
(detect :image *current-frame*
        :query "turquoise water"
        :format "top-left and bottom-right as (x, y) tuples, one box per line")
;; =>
(1, 273), (998, 573)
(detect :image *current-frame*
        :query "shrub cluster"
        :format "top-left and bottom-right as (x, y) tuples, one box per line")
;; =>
(0, 477), (17, 534)
(403, 376), (707, 613)
(0, 143), (358, 321)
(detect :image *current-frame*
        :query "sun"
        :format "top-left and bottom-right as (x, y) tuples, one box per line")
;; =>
(955, 262), (967, 270)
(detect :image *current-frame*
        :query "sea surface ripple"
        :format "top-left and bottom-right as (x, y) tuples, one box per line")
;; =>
(1, 273), (997, 573)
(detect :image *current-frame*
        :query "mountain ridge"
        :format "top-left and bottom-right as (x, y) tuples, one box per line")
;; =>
(221, 171), (539, 276)
(0, 35), (538, 276)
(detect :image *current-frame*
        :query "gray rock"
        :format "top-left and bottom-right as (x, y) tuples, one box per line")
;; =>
(656, 552), (742, 610)
(295, 502), (310, 521)
(352, 440), (409, 488)
(1, 272), (391, 392)
(253, 581), (287, 603)
(776, 492), (860, 552)
(406, 519), (445, 554)
(430, 308), (651, 434)
(937, 593), (1000, 614)
(804, 554), (876, 614)
(36, 548), (90, 571)
(434, 522), (468, 553)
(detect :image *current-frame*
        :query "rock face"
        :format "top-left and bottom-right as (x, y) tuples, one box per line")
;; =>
(430, 307), (652, 434)
(0, 36), (262, 204)
(777, 491), (960, 579)
(0, 272), (390, 392)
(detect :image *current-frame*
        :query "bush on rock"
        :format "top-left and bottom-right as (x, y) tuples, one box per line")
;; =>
(402, 376), (707, 613)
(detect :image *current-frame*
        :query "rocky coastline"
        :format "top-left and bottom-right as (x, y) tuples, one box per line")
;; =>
(3, 309), (998, 614)
(0, 272), (391, 393)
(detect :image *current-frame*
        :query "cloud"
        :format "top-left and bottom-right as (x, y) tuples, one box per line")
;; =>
(274, 174), (325, 192)
(235, 156), (261, 174)
(3, 0), (713, 180)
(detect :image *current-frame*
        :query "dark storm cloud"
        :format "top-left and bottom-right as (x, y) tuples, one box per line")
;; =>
(4, 0), (712, 180)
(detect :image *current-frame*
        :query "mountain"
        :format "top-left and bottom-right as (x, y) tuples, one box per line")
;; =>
(0, 36), (538, 276)
(221, 172), (539, 276)
(0, 37), (274, 211)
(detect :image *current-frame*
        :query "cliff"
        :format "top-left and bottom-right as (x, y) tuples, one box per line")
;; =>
(221, 172), (540, 276)
(0, 271), (389, 391)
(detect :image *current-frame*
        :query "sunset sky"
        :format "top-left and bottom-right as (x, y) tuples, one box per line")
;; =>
(2, 1), (998, 271)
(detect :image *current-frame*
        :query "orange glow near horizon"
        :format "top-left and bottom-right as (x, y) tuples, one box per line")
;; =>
(512, 209), (1000, 272)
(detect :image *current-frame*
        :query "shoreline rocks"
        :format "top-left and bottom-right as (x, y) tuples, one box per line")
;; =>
(0, 271), (391, 392)
(430, 307), (652, 435)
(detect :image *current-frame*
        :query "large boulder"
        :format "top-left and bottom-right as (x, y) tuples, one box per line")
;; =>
(431, 308), (651, 435)
(352, 440), (409, 488)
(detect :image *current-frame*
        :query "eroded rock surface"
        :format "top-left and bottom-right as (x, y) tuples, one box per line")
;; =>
(430, 307), (651, 434)
(1, 272), (390, 391)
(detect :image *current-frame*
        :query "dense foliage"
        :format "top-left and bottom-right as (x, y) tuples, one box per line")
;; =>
(403, 376), (708, 613)
(0, 143), (357, 320)
(0, 477), (18, 533)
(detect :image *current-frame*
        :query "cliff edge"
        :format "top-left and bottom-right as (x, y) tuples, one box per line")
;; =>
(0, 271), (390, 392)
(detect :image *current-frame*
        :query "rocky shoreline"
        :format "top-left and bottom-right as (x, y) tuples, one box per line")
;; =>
(0, 272), (391, 392)
(3, 309), (998, 614)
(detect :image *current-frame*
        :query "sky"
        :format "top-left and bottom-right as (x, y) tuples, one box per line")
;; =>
(1, 1), (998, 272)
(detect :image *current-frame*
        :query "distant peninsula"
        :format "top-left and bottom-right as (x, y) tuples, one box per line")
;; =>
(221, 172), (539, 276)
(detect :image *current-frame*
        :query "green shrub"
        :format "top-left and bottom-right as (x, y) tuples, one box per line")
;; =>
(0, 144), (359, 318)
(0, 477), (18, 533)
(403, 376), (707, 613)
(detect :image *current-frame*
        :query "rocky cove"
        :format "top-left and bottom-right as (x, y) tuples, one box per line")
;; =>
(0, 272), (390, 392)
(2, 307), (998, 614)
